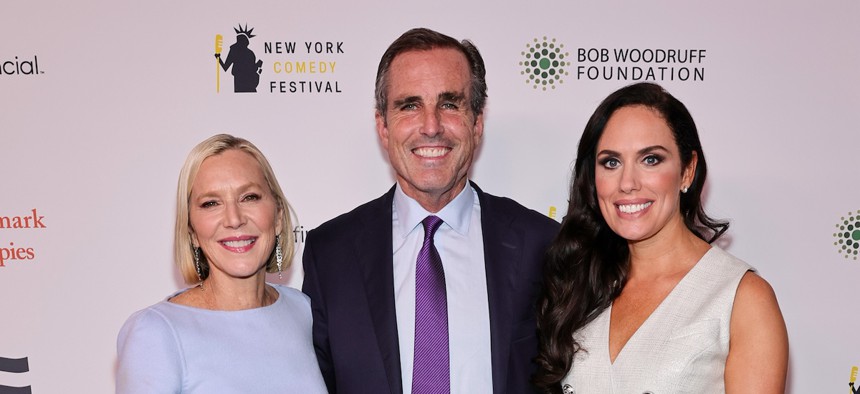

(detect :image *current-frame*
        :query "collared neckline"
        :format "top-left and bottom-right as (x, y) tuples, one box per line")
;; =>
(392, 182), (474, 241)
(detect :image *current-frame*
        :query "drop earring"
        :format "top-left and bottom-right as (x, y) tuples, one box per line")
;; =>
(275, 235), (283, 280)
(194, 246), (203, 282)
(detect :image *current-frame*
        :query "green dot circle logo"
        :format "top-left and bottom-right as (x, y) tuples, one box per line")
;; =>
(833, 210), (860, 260)
(519, 37), (570, 91)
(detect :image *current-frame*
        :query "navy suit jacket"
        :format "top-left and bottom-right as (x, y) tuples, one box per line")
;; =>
(302, 183), (559, 394)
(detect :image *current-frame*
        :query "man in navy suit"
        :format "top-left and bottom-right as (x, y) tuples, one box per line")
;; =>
(302, 28), (559, 394)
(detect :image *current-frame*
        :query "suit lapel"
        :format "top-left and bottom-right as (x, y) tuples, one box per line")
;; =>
(355, 187), (403, 394)
(474, 182), (519, 394)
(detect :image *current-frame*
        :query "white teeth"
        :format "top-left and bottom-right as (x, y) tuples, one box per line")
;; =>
(414, 147), (448, 158)
(223, 239), (254, 248)
(618, 202), (652, 214)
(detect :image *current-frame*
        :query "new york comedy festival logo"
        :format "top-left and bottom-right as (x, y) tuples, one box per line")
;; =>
(212, 23), (345, 94)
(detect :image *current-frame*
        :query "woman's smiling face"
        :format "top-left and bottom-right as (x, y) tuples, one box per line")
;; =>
(189, 149), (282, 281)
(594, 105), (696, 244)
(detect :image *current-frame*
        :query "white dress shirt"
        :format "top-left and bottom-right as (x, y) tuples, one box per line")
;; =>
(392, 182), (492, 394)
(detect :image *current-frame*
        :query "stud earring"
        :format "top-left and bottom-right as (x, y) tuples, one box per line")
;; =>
(681, 186), (689, 193)
(275, 235), (283, 280)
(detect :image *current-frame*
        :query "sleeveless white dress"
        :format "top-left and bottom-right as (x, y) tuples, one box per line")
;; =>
(560, 247), (752, 394)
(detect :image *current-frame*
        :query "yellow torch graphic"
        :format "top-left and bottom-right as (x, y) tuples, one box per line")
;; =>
(215, 34), (223, 93)
(850, 366), (858, 394)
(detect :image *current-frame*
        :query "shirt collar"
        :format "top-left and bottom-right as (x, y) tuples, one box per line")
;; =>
(393, 181), (475, 239)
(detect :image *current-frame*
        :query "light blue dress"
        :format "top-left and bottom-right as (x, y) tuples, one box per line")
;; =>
(116, 284), (327, 393)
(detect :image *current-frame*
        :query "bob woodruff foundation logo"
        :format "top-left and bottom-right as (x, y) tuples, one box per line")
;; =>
(519, 37), (571, 91)
(833, 210), (860, 260)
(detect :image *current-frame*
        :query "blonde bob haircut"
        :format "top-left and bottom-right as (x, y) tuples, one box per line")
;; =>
(174, 134), (295, 284)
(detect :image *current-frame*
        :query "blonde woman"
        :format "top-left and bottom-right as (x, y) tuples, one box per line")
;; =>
(117, 134), (326, 393)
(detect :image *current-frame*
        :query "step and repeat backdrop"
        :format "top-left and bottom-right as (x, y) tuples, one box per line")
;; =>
(2, 0), (858, 392)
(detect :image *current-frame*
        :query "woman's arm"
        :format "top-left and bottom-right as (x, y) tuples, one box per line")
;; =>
(725, 272), (789, 393)
(116, 309), (183, 394)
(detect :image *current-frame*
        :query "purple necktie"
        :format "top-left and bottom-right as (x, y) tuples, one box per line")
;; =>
(413, 215), (450, 393)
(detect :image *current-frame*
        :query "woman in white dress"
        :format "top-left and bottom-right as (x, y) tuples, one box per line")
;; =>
(116, 134), (327, 393)
(536, 83), (788, 393)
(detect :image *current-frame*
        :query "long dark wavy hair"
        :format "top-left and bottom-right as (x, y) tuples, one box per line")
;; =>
(534, 82), (729, 392)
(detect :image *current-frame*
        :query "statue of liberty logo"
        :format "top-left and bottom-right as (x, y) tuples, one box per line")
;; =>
(215, 24), (263, 93)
